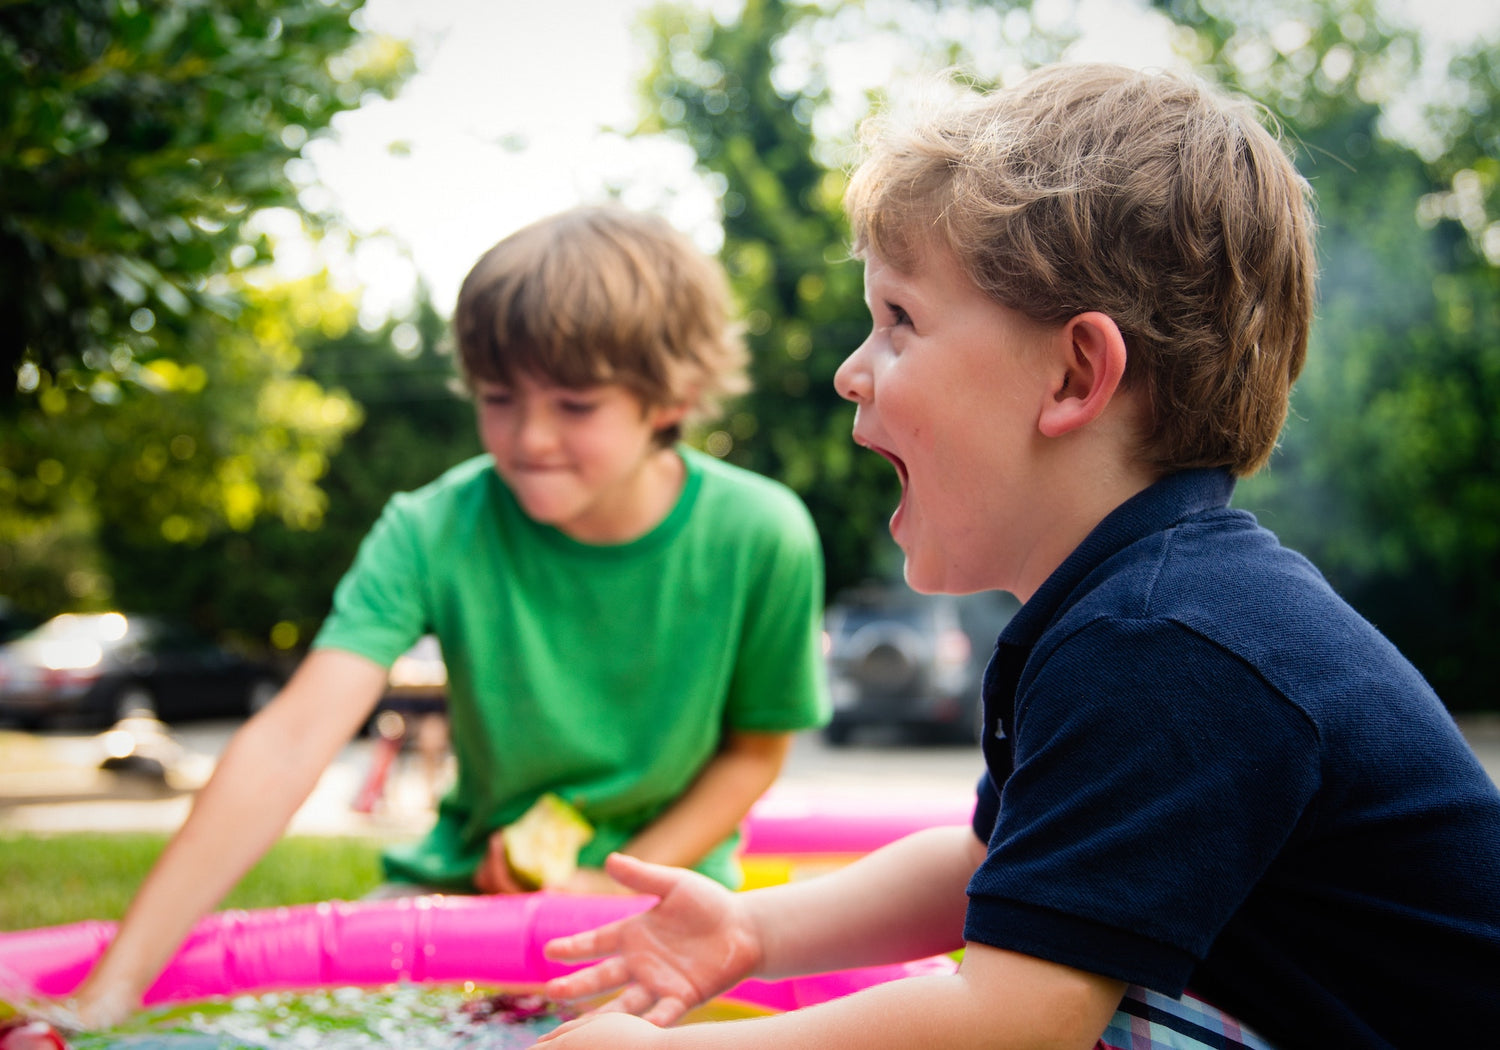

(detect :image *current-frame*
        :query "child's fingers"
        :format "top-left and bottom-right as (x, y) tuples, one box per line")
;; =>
(531, 1011), (600, 1044)
(589, 984), (688, 1026)
(544, 955), (631, 1001)
(601, 852), (685, 896)
(543, 918), (626, 963)
(639, 995), (690, 1028)
(594, 984), (656, 1016)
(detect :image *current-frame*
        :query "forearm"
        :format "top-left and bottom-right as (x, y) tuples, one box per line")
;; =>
(77, 651), (383, 1010)
(747, 825), (983, 978)
(620, 731), (790, 869)
(547, 945), (1121, 1050)
(78, 715), (327, 1001)
(653, 962), (1112, 1050)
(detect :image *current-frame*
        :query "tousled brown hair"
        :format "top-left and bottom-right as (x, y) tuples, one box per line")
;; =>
(455, 205), (748, 443)
(845, 64), (1317, 476)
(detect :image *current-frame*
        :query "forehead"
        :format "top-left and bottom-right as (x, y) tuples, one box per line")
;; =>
(473, 374), (619, 396)
(862, 239), (972, 301)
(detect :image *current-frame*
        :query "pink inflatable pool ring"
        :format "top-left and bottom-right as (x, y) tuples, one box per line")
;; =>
(0, 893), (955, 1014)
(742, 784), (974, 855)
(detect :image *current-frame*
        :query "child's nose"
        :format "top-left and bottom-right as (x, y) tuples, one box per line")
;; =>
(514, 404), (558, 453)
(834, 340), (872, 403)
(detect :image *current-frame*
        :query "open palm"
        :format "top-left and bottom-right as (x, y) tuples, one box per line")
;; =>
(543, 853), (763, 1026)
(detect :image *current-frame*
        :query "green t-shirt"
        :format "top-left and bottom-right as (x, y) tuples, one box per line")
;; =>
(312, 446), (829, 890)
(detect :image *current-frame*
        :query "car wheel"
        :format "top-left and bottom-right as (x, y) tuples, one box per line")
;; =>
(246, 678), (280, 716)
(822, 716), (855, 747)
(112, 684), (159, 722)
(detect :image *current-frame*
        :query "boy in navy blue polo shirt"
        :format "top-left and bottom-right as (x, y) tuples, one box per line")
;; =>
(536, 63), (1500, 1050)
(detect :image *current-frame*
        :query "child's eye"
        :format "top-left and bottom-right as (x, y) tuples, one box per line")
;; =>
(886, 302), (912, 327)
(482, 389), (513, 407)
(559, 399), (599, 416)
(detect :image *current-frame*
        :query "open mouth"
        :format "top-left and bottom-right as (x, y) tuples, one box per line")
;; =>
(876, 447), (908, 489)
(854, 435), (909, 490)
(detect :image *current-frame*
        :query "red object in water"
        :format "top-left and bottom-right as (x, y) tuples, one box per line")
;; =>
(458, 992), (576, 1025)
(0, 1019), (67, 1050)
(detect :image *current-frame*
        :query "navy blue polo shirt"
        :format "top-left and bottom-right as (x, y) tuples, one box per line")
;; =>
(964, 469), (1500, 1049)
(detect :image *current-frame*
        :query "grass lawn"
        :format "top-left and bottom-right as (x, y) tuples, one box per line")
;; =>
(0, 832), (395, 932)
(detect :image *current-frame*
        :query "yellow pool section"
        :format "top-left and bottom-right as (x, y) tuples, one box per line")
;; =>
(737, 784), (977, 890)
(740, 852), (864, 890)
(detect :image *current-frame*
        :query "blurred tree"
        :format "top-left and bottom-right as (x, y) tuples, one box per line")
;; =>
(0, 0), (412, 628)
(638, 0), (1497, 707)
(633, 0), (1069, 597)
(1158, 0), (1500, 708)
(101, 287), (479, 651)
(634, 0), (880, 598)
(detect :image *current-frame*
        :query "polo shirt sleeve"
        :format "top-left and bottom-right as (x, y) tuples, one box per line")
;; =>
(963, 617), (1321, 994)
(311, 493), (431, 669)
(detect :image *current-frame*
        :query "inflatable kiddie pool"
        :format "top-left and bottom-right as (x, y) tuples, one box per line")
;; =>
(0, 784), (973, 1039)
(0, 893), (955, 1018)
(739, 782), (976, 887)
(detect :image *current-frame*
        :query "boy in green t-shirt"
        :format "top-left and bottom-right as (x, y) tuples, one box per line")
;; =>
(68, 205), (830, 1026)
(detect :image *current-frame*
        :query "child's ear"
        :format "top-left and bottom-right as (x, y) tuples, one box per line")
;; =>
(1037, 311), (1128, 438)
(647, 399), (691, 432)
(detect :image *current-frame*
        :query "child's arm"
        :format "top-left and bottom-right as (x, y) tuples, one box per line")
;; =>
(614, 728), (792, 873)
(542, 828), (1122, 1048)
(67, 649), (389, 1027)
(545, 825), (983, 1022)
(541, 943), (1123, 1050)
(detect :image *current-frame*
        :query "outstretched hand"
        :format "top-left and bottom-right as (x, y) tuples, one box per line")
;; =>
(541, 853), (763, 1027)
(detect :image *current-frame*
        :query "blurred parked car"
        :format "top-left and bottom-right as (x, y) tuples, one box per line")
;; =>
(822, 581), (1019, 746)
(0, 598), (39, 643)
(0, 612), (284, 729)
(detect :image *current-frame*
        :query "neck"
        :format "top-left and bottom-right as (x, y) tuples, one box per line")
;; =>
(561, 445), (686, 545)
(1011, 450), (1158, 605)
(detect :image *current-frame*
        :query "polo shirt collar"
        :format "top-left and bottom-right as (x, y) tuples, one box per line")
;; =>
(1000, 468), (1237, 648)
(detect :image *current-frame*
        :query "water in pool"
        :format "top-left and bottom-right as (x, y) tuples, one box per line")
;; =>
(58, 985), (765, 1049)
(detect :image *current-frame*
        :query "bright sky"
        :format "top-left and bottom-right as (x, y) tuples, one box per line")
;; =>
(298, 0), (1495, 322)
(303, 0), (706, 321)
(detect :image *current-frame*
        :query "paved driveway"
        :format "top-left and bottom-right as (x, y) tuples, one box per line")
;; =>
(2, 715), (1497, 837)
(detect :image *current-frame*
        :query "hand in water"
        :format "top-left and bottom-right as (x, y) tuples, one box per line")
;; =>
(541, 853), (762, 1026)
(533, 1009), (666, 1047)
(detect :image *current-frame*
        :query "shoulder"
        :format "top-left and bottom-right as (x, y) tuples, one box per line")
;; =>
(377, 454), (507, 529)
(682, 447), (819, 544)
(1040, 509), (1434, 731)
(387, 454), (497, 511)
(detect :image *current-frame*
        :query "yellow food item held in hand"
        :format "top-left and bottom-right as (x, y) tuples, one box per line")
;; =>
(504, 793), (595, 889)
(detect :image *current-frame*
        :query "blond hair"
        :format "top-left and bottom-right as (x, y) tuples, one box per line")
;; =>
(455, 205), (749, 442)
(845, 63), (1317, 476)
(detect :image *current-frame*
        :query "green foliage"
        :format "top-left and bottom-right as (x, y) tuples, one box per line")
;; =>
(0, 832), (387, 930)
(0, 0), (409, 392)
(0, 0), (414, 626)
(100, 292), (478, 648)
(641, 0), (1498, 707)
(635, 0), (875, 597)
(633, 0), (1085, 597)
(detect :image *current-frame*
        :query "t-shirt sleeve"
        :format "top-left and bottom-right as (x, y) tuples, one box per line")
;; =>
(311, 493), (431, 669)
(963, 617), (1321, 994)
(721, 490), (831, 734)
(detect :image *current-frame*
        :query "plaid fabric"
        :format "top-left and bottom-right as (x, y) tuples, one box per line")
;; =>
(1097, 986), (1278, 1050)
